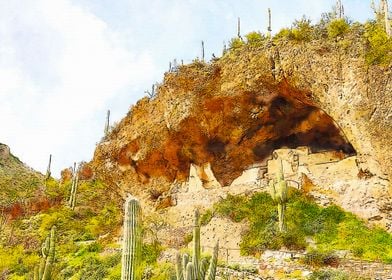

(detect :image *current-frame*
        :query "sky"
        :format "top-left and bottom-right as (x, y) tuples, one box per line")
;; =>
(0, 0), (374, 177)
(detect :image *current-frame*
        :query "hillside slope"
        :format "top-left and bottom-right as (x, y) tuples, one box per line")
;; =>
(0, 144), (48, 216)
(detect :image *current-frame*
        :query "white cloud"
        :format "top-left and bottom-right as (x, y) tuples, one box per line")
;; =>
(0, 0), (156, 176)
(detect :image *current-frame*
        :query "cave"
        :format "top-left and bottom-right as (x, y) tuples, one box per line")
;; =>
(120, 81), (357, 187)
(202, 92), (357, 186)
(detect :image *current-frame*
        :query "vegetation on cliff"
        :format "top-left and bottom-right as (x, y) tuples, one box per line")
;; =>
(212, 190), (392, 263)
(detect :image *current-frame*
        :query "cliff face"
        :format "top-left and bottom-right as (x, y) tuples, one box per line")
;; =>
(91, 37), (391, 207)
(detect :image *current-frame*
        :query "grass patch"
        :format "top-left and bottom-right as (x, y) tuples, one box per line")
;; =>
(213, 190), (392, 263)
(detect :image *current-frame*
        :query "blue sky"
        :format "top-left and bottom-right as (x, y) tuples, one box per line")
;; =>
(0, 0), (375, 177)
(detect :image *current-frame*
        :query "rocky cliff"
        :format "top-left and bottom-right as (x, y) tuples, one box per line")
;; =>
(91, 32), (391, 229)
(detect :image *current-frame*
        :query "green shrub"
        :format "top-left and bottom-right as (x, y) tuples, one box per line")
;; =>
(200, 209), (214, 226)
(327, 19), (350, 38)
(150, 263), (176, 280)
(363, 21), (392, 65)
(291, 17), (314, 42)
(302, 250), (340, 267)
(309, 269), (349, 280)
(142, 242), (162, 265)
(229, 37), (245, 50)
(214, 194), (250, 222)
(213, 190), (392, 262)
(245, 32), (265, 47)
(273, 28), (292, 40)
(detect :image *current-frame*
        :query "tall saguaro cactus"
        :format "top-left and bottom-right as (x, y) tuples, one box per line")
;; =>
(268, 159), (288, 232)
(237, 17), (241, 39)
(382, 0), (392, 37)
(45, 154), (52, 180)
(68, 163), (79, 210)
(36, 226), (56, 280)
(104, 110), (111, 135)
(372, 0), (392, 37)
(121, 196), (142, 280)
(267, 8), (272, 38)
(207, 241), (219, 280)
(201, 41), (205, 61)
(193, 209), (201, 279)
(336, 0), (344, 18)
(176, 209), (219, 280)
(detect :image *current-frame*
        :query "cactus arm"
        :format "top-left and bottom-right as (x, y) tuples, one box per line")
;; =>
(176, 252), (184, 280)
(121, 196), (142, 280)
(192, 209), (201, 279)
(200, 258), (209, 279)
(185, 262), (195, 280)
(70, 173), (79, 210)
(207, 241), (219, 280)
(182, 253), (189, 275)
(39, 236), (50, 279)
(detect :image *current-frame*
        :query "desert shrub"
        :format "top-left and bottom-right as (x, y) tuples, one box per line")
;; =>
(184, 232), (193, 244)
(245, 32), (265, 47)
(274, 17), (314, 42)
(214, 194), (250, 222)
(150, 263), (176, 280)
(291, 16), (314, 42)
(309, 269), (349, 280)
(142, 242), (162, 265)
(229, 37), (245, 50)
(85, 202), (121, 238)
(273, 28), (292, 40)
(363, 21), (392, 65)
(303, 250), (340, 267)
(200, 209), (214, 226)
(327, 19), (350, 38)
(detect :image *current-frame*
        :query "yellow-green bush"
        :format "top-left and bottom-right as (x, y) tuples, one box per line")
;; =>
(291, 17), (314, 42)
(364, 21), (392, 65)
(245, 31), (266, 47)
(327, 19), (350, 38)
(229, 37), (245, 49)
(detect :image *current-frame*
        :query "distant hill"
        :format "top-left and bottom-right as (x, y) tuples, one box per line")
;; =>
(0, 143), (44, 207)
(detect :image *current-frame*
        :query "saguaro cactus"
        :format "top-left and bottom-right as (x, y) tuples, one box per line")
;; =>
(372, 0), (392, 37)
(382, 0), (392, 37)
(45, 154), (52, 180)
(336, 0), (344, 18)
(104, 110), (111, 135)
(267, 8), (272, 38)
(237, 17), (241, 39)
(201, 41), (205, 61)
(207, 241), (219, 280)
(268, 159), (288, 232)
(37, 226), (56, 280)
(175, 210), (219, 280)
(193, 209), (201, 278)
(68, 163), (79, 210)
(121, 196), (142, 280)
